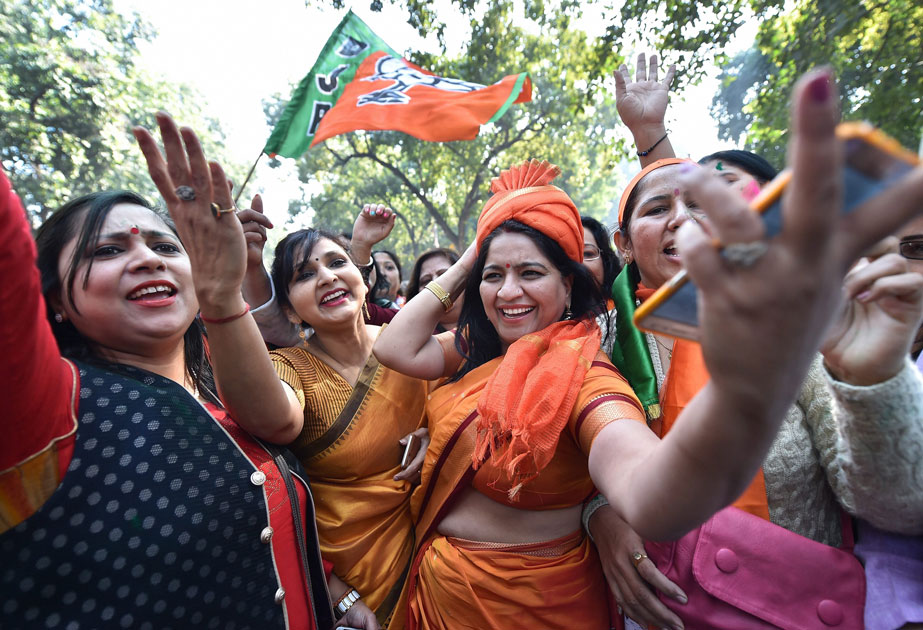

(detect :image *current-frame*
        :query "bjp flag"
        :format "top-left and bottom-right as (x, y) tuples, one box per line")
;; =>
(264, 11), (532, 159)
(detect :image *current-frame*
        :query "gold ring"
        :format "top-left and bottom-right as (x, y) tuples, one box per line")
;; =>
(210, 202), (237, 218)
(631, 551), (648, 569)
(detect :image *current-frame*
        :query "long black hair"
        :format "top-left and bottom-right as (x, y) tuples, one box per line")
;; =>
(451, 220), (605, 380)
(34, 190), (218, 404)
(270, 227), (352, 323)
(580, 215), (620, 296)
(371, 249), (402, 301)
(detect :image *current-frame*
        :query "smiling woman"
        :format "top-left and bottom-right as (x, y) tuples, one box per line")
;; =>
(0, 180), (341, 629)
(251, 226), (429, 629)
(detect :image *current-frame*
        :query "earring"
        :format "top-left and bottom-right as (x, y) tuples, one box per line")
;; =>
(54, 313), (64, 323)
(563, 305), (573, 320)
(298, 327), (308, 348)
(362, 300), (371, 322)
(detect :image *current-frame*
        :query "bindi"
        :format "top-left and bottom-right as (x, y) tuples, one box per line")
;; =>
(505, 263), (511, 268)
(129, 225), (140, 235)
(715, 161), (724, 171)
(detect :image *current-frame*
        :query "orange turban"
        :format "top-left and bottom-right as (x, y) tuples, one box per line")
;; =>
(475, 160), (583, 262)
(617, 157), (691, 226)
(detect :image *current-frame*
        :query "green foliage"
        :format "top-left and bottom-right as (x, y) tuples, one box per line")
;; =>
(1, 0), (239, 226)
(276, 1), (627, 263)
(711, 0), (923, 167)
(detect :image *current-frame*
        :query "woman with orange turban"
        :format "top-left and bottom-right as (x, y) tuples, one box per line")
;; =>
(372, 69), (923, 630)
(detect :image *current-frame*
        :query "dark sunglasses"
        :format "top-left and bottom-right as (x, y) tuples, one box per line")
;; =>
(900, 238), (923, 260)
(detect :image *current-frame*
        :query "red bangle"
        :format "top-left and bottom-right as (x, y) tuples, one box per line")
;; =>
(199, 303), (250, 324)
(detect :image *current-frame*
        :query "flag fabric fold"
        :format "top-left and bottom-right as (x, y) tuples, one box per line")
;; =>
(264, 11), (532, 158)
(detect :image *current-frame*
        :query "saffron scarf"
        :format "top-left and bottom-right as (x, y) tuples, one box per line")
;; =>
(473, 318), (601, 500)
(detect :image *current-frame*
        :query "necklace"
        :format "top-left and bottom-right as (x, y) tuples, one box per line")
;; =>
(655, 336), (674, 361)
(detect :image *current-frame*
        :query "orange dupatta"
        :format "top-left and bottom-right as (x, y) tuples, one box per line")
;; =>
(636, 286), (770, 521)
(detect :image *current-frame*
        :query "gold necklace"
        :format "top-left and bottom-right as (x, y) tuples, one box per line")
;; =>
(655, 336), (674, 361)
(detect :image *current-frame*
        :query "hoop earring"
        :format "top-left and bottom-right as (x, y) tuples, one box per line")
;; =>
(54, 313), (64, 323)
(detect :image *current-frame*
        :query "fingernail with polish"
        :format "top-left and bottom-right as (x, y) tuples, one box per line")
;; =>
(809, 73), (830, 103)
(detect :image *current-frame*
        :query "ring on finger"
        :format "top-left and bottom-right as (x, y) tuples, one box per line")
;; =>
(210, 202), (238, 219)
(631, 550), (649, 569)
(721, 241), (769, 268)
(175, 186), (196, 201)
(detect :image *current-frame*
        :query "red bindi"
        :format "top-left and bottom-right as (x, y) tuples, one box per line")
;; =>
(505, 263), (511, 268)
(129, 226), (140, 235)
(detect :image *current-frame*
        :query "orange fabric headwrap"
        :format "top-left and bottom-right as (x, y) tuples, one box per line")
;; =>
(475, 160), (583, 262)
(616, 158), (691, 227)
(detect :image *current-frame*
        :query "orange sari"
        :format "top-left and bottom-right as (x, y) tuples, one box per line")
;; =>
(404, 354), (645, 629)
(271, 346), (426, 629)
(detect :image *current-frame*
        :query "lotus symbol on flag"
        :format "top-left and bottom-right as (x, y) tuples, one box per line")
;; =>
(358, 56), (484, 106)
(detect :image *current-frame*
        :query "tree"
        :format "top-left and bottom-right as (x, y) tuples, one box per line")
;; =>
(711, 0), (923, 167)
(327, 0), (921, 169)
(271, 1), (627, 263)
(1, 0), (239, 225)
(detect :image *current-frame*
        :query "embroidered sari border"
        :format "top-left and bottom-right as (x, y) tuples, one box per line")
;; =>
(299, 353), (381, 461)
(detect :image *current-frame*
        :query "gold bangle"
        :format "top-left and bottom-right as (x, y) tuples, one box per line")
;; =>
(424, 280), (453, 312)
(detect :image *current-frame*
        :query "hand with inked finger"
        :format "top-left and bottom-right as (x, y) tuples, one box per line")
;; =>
(589, 505), (686, 630)
(821, 240), (923, 385)
(394, 427), (430, 485)
(132, 112), (247, 318)
(674, 69), (923, 444)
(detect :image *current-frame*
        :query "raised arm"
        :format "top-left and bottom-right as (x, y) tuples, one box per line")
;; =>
(590, 69), (923, 541)
(614, 52), (677, 167)
(134, 113), (303, 444)
(374, 243), (475, 379)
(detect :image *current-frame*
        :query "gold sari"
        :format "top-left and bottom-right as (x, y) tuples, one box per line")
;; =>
(271, 346), (426, 628)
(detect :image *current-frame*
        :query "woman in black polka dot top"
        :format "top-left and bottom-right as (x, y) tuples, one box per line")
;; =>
(0, 114), (380, 630)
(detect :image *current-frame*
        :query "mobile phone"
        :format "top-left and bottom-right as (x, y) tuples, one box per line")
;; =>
(400, 434), (419, 469)
(634, 122), (920, 340)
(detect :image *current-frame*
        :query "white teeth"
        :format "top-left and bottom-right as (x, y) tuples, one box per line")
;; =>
(321, 290), (347, 304)
(501, 306), (534, 316)
(128, 285), (172, 299)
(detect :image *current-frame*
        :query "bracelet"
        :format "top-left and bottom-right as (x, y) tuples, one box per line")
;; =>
(581, 493), (609, 542)
(335, 588), (361, 618)
(424, 280), (453, 312)
(199, 303), (250, 324)
(637, 132), (669, 157)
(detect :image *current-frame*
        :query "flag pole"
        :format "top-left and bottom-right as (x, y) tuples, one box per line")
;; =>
(233, 151), (265, 206)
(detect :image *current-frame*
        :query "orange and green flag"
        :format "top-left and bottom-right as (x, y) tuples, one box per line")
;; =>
(264, 10), (532, 158)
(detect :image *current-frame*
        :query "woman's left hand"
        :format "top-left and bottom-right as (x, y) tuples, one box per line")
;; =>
(335, 600), (380, 630)
(394, 427), (430, 484)
(133, 112), (247, 317)
(821, 242), (923, 385)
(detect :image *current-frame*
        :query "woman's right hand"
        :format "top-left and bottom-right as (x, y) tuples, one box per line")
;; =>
(589, 505), (686, 630)
(352, 204), (396, 251)
(615, 52), (675, 137)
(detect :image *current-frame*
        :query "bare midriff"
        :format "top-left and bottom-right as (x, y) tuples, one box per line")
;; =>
(436, 486), (582, 544)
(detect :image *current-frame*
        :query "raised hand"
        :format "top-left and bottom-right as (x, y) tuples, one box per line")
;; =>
(821, 242), (923, 385)
(352, 204), (396, 250)
(238, 194), (273, 271)
(133, 112), (247, 318)
(615, 52), (676, 164)
(677, 69), (923, 419)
